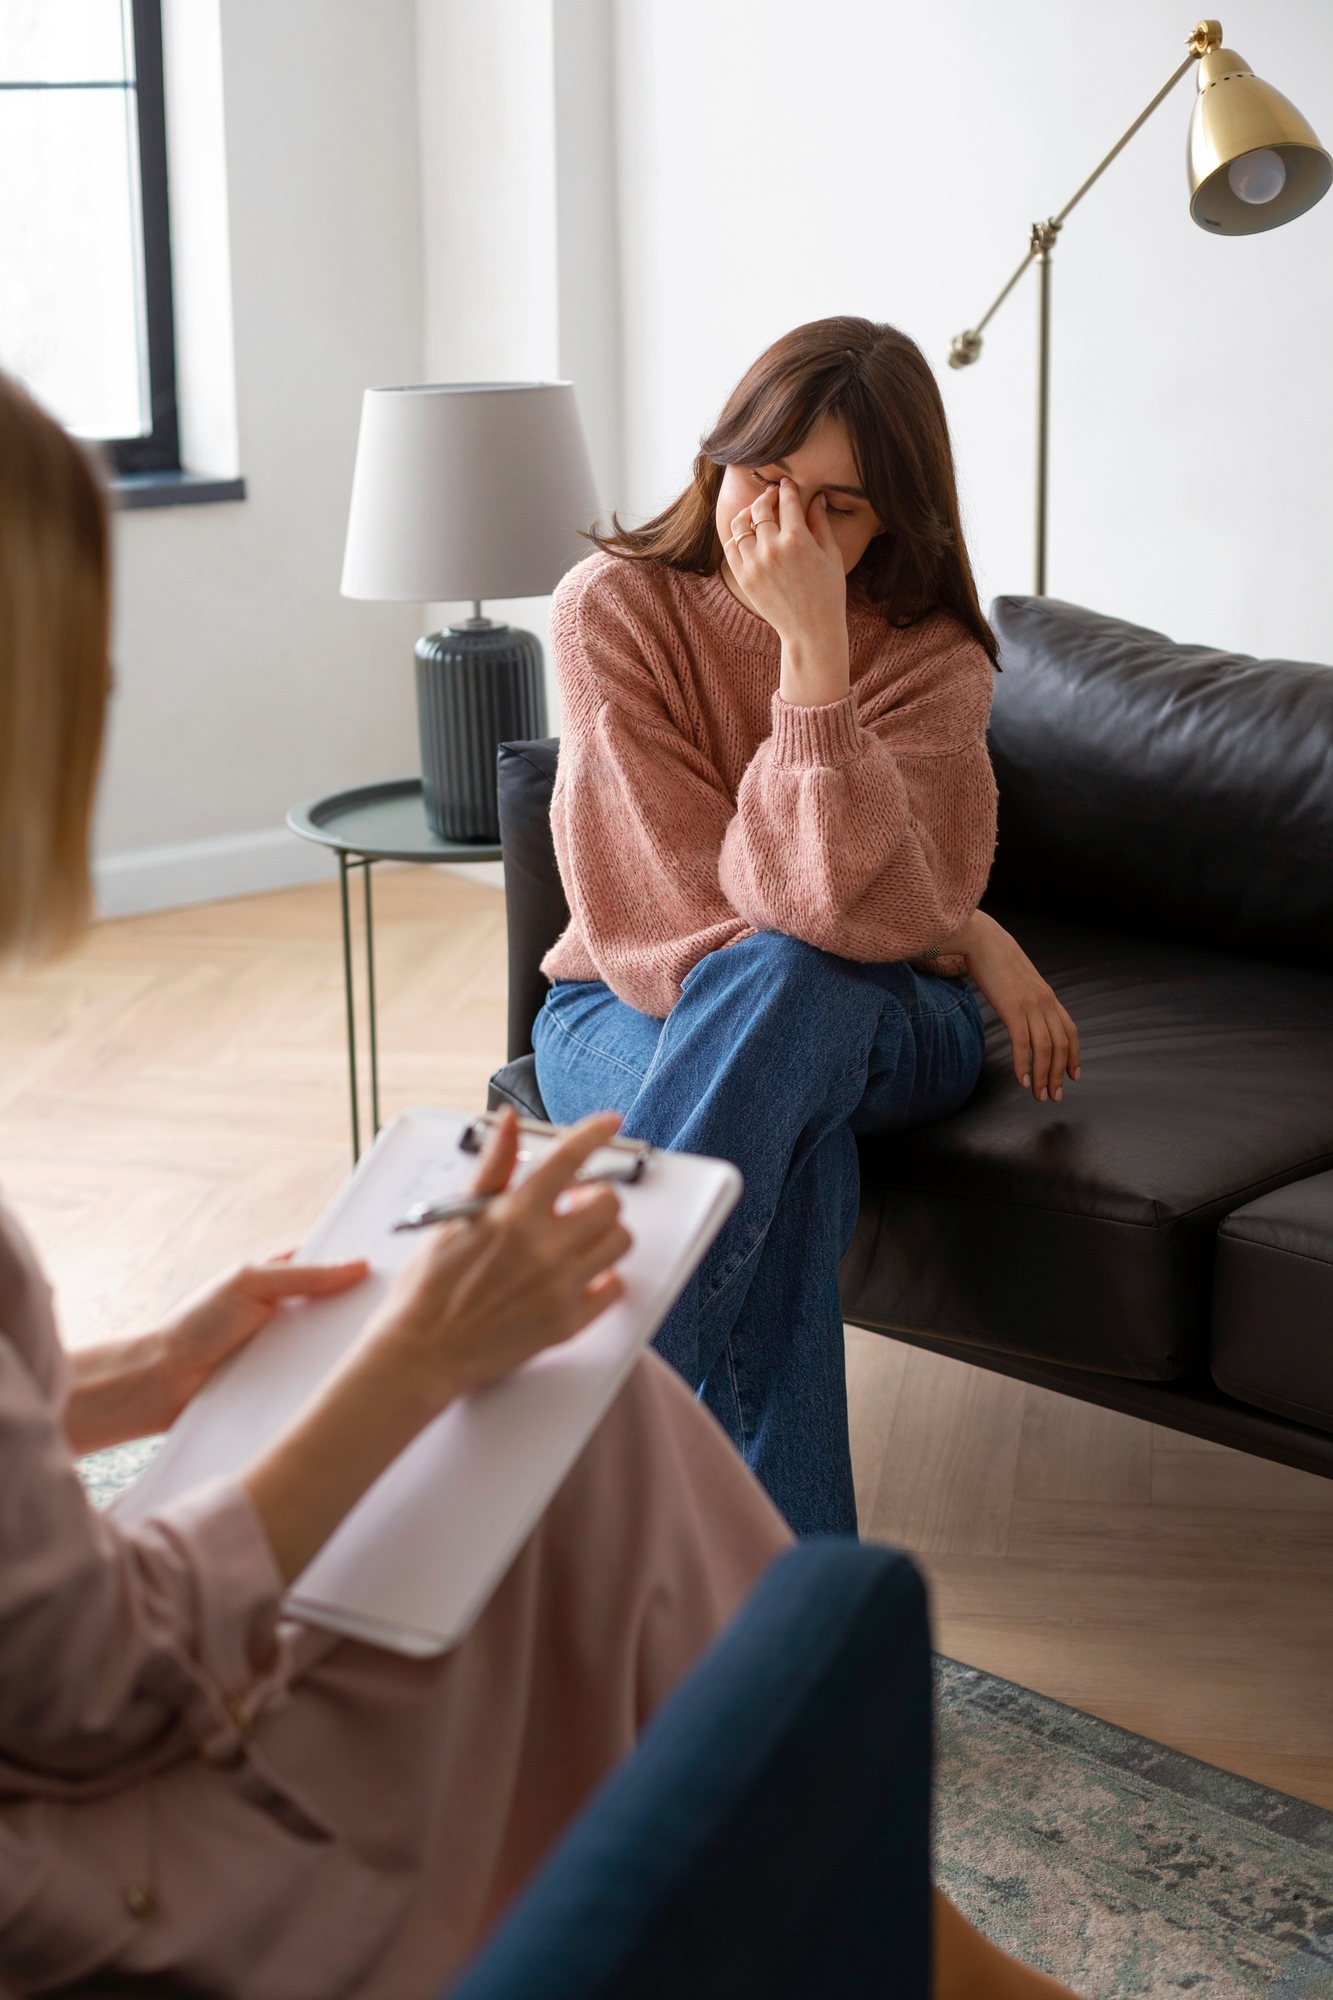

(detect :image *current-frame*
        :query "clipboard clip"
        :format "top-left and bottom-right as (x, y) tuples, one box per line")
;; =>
(458, 1114), (651, 1185)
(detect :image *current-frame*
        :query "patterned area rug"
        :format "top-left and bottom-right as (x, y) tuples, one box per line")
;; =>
(81, 1445), (1332, 1996)
(936, 1658), (1333, 1998)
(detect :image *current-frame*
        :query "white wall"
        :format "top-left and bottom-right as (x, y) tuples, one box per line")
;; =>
(97, 0), (425, 911)
(414, 0), (621, 739)
(553, 0), (625, 514)
(413, 0), (560, 727)
(613, 0), (1333, 665)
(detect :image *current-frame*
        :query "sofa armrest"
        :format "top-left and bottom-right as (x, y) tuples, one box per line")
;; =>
(497, 739), (566, 1061)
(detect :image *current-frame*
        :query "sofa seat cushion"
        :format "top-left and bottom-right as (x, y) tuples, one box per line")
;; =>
(489, 1054), (549, 1121)
(841, 906), (1333, 1381)
(1211, 1171), (1333, 1433)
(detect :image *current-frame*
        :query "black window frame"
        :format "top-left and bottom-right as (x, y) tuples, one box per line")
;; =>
(106, 0), (180, 476)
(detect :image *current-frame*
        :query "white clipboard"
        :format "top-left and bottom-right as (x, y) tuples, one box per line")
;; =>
(113, 1108), (740, 1656)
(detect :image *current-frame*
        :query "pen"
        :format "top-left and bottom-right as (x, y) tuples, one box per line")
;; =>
(392, 1155), (646, 1233)
(393, 1194), (495, 1232)
(457, 1113), (652, 1165)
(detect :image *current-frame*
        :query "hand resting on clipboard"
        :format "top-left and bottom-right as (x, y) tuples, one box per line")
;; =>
(113, 1106), (741, 1656)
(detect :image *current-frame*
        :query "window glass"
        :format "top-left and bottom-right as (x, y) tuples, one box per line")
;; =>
(0, 0), (133, 84)
(0, 0), (149, 440)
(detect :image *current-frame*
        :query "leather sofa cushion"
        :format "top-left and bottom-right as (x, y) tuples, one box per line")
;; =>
(489, 1053), (548, 1121)
(1211, 1171), (1333, 1434)
(841, 905), (1333, 1380)
(988, 597), (1333, 972)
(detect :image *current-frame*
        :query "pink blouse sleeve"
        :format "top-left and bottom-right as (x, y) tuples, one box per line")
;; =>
(717, 624), (998, 967)
(0, 1337), (289, 1788)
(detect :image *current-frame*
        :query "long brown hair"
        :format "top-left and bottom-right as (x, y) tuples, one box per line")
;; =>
(596, 316), (996, 664)
(0, 374), (110, 966)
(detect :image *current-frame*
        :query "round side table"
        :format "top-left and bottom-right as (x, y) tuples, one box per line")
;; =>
(288, 779), (503, 1162)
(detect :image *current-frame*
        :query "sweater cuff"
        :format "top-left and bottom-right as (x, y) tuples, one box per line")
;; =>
(769, 693), (864, 769)
(911, 952), (968, 981)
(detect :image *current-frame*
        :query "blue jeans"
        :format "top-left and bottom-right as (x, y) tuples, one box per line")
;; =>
(533, 932), (984, 1537)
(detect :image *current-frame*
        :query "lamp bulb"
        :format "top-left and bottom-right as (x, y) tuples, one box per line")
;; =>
(1227, 148), (1287, 205)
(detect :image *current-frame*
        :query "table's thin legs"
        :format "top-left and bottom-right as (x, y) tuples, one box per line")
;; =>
(294, 786), (503, 1166)
(338, 853), (361, 1164)
(362, 858), (380, 1139)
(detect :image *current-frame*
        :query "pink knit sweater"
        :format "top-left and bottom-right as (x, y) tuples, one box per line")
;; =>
(541, 552), (998, 1019)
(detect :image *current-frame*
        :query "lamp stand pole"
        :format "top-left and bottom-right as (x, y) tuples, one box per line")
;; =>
(1032, 220), (1058, 598)
(949, 23), (1220, 594)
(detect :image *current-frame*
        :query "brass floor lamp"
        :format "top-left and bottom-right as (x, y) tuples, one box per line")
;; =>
(949, 19), (1332, 595)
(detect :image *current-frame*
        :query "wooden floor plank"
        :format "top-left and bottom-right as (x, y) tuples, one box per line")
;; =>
(844, 1326), (909, 1532)
(1152, 1443), (1333, 1511)
(921, 1554), (1333, 1805)
(1007, 1497), (1333, 1573)
(1016, 1384), (1153, 1504)
(0, 869), (507, 1343)
(868, 1346), (1027, 1556)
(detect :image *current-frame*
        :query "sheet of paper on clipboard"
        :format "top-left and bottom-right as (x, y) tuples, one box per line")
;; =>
(112, 1107), (741, 1657)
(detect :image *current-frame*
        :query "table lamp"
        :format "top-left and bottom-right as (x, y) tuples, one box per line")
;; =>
(948, 19), (1332, 594)
(341, 381), (600, 841)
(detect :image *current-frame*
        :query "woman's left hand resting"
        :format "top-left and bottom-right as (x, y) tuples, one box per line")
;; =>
(941, 910), (1081, 1104)
(64, 1258), (370, 1457)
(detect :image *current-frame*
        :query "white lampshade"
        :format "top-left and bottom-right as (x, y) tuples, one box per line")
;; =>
(340, 381), (601, 602)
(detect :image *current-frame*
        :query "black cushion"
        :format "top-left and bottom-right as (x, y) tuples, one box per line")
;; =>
(988, 597), (1333, 972)
(841, 906), (1333, 1380)
(1211, 1170), (1333, 1434)
(497, 739), (566, 1061)
(489, 1053), (549, 1120)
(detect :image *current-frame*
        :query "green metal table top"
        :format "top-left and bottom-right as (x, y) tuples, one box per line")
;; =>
(286, 779), (504, 865)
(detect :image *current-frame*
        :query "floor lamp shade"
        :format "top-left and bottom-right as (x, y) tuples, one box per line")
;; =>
(340, 382), (601, 841)
(1188, 46), (1333, 234)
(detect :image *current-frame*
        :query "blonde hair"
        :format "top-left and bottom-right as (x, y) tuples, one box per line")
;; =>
(0, 374), (110, 966)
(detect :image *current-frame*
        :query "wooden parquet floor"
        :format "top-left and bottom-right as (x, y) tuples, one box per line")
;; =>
(4, 868), (1330, 1806)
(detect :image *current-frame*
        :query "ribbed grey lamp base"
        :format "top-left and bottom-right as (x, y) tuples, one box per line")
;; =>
(414, 623), (548, 842)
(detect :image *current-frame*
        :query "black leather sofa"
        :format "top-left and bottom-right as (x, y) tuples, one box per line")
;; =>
(488, 596), (1333, 1480)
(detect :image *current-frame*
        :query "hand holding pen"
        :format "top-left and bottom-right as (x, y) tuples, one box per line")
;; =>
(394, 1115), (649, 1232)
(243, 1108), (633, 1583)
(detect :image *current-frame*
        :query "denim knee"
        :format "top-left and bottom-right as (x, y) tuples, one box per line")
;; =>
(705, 931), (919, 1026)
(687, 930), (856, 1004)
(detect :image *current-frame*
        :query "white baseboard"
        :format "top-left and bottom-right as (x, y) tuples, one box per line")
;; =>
(93, 827), (505, 917)
(94, 826), (337, 916)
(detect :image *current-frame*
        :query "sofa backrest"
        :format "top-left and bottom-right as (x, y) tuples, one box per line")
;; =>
(987, 597), (1333, 971)
(497, 738), (566, 1060)
(497, 603), (1333, 1048)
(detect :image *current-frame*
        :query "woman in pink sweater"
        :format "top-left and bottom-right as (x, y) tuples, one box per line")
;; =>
(534, 317), (1079, 1535)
